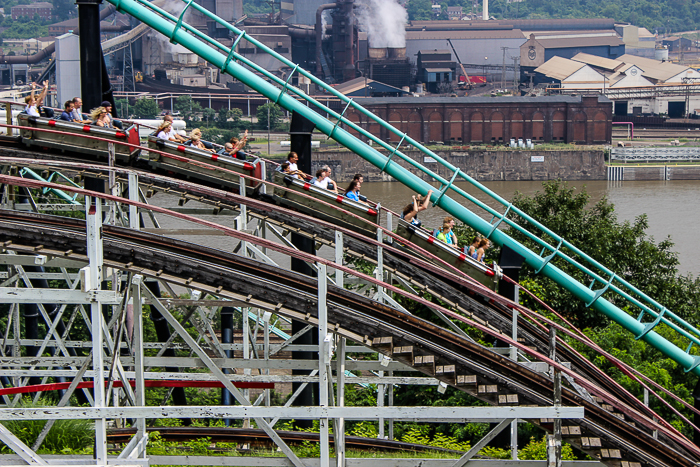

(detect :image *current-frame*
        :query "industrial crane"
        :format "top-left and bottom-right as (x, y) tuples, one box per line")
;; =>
(446, 38), (472, 91)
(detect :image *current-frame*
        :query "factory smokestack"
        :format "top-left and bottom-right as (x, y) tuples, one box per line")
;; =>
(482, 0), (489, 20)
(356, 0), (407, 48)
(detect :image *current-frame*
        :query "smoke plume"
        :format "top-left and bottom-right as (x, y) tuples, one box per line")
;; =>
(355, 0), (408, 48)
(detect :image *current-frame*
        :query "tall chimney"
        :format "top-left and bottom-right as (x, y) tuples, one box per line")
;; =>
(482, 0), (488, 20)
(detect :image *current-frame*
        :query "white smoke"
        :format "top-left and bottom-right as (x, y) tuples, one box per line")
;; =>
(355, 0), (407, 48)
(150, 0), (198, 57)
(322, 10), (331, 40)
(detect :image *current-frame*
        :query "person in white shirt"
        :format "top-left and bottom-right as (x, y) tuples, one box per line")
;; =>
(283, 151), (310, 179)
(24, 81), (48, 117)
(163, 115), (187, 143)
(287, 152), (299, 171)
(156, 121), (176, 141)
(312, 166), (338, 193)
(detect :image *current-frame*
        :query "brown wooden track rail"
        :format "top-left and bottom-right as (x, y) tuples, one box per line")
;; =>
(0, 211), (696, 467)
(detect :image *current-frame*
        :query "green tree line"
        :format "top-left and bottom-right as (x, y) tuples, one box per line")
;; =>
(403, 0), (699, 35)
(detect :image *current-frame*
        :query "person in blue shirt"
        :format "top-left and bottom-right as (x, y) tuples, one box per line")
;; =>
(344, 180), (368, 205)
(59, 101), (74, 122)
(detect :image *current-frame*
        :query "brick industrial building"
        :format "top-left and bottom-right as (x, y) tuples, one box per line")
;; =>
(11, 2), (53, 20)
(345, 95), (612, 145)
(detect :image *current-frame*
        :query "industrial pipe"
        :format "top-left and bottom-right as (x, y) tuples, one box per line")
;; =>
(315, 3), (336, 77)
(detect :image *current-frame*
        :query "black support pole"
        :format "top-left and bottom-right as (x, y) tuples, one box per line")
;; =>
(77, 0), (103, 111)
(491, 244), (525, 448)
(289, 112), (318, 429)
(221, 307), (235, 427)
(77, 0), (105, 195)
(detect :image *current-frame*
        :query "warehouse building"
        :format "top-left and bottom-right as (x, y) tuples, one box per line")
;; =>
(344, 95), (611, 145)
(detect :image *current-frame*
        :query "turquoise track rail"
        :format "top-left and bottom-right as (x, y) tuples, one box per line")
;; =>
(106, 0), (700, 376)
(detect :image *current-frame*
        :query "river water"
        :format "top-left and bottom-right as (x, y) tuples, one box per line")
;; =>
(359, 180), (700, 278)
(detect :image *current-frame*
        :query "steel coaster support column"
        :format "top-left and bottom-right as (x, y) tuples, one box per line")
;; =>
(237, 176), (251, 428)
(221, 307), (235, 427)
(377, 353), (385, 439)
(242, 306), (250, 429)
(128, 173), (139, 230)
(85, 196), (107, 464)
(335, 231), (343, 288)
(388, 369), (394, 441)
(318, 263), (330, 467)
(263, 311), (271, 412)
(374, 225), (384, 303)
(335, 336), (346, 467)
(511, 418), (518, 460)
(645, 388), (658, 440)
(548, 328), (562, 467)
(130, 274), (147, 459)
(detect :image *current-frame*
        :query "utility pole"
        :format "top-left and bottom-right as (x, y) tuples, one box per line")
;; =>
(512, 56), (519, 89)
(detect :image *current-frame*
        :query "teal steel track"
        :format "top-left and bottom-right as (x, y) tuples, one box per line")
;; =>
(106, 0), (700, 375)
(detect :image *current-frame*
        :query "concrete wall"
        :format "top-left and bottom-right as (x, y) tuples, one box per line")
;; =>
(311, 148), (605, 182)
(610, 165), (700, 180)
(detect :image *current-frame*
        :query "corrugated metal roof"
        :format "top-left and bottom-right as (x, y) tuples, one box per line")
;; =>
(406, 29), (525, 40)
(530, 30), (618, 37)
(536, 35), (624, 48)
(334, 77), (376, 95)
(333, 77), (407, 96)
(571, 52), (623, 71)
(534, 56), (586, 80)
(617, 54), (692, 81)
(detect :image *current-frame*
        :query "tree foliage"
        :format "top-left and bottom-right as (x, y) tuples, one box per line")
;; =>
(406, 0), (433, 20)
(114, 98), (128, 119)
(173, 95), (202, 122)
(132, 97), (160, 119)
(0, 20), (48, 39)
(506, 181), (700, 329)
(256, 102), (284, 131)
